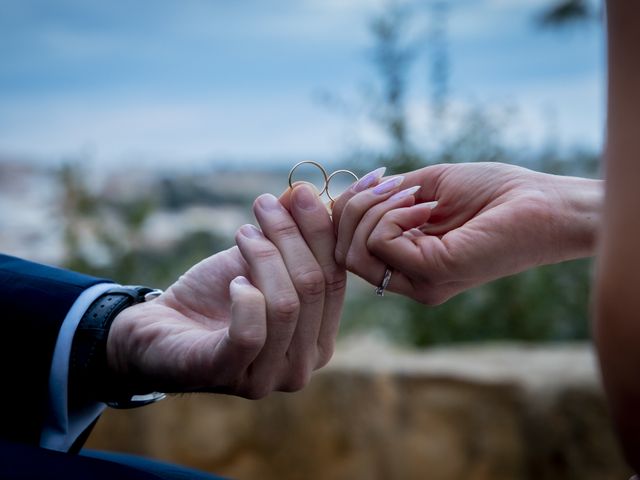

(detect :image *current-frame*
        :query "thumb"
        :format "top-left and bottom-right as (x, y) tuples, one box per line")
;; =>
(381, 201), (433, 231)
(368, 203), (451, 280)
(278, 181), (322, 211)
(211, 276), (266, 384)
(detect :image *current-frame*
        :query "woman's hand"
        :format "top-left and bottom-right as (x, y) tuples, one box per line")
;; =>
(332, 162), (602, 305)
(106, 183), (346, 399)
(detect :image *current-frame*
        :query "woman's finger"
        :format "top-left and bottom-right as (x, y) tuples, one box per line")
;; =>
(335, 176), (406, 266)
(367, 203), (438, 278)
(330, 167), (387, 234)
(342, 191), (424, 295)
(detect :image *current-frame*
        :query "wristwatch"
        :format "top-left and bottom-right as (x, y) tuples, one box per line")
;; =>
(69, 285), (166, 409)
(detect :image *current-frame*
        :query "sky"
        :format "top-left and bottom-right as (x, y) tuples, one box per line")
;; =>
(0, 0), (605, 169)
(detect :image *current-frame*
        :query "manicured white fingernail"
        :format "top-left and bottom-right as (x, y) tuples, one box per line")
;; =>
(373, 176), (404, 195)
(352, 167), (386, 192)
(389, 186), (420, 201)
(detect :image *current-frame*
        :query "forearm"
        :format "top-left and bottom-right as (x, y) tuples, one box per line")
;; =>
(595, 0), (640, 471)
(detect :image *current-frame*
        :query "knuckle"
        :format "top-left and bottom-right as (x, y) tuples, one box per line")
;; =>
(418, 289), (449, 306)
(299, 217), (331, 237)
(340, 201), (354, 222)
(243, 384), (271, 400)
(342, 197), (362, 219)
(315, 342), (335, 369)
(228, 328), (265, 352)
(334, 246), (347, 267)
(367, 232), (380, 255)
(270, 295), (300, 318)
(280, 369), (311, 393)
(251, 244), (280, 261)
(294, 269), (325, 300)
(360, 207), (381, 228)
(270, 220), (300, 239)
(344, 250), (360, 273)
(324, 269), (347, 295)
(366, 231), (382, 253)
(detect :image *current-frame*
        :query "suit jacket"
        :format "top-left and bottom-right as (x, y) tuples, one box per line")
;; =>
(0, 254), (106, 445)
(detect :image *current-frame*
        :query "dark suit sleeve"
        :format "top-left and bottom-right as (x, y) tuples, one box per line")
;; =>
(0, 254), (108, 445)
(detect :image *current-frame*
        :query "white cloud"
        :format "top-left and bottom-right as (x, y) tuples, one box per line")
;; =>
(0, 69), (604, 168)
(0, 92), (348, 167)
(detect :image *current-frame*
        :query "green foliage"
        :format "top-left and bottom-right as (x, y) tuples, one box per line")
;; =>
(537, 0), (599, 28)
(343, 258), (592, 346)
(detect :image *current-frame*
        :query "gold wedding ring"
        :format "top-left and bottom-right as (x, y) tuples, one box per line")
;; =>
(325, 169), (359, 202)
(288, 160), (329, 196)
(288, 161), (359, 202)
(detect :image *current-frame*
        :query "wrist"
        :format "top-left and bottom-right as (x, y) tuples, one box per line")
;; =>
(105, 303), (138, 390)
(547, 174), (603, 262)
(105, 301), (158, 395)
(70, 286), (165, 408)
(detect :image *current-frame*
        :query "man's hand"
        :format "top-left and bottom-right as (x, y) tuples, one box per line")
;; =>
(106, 183), (346, 399)
(332, 162), (602, 305)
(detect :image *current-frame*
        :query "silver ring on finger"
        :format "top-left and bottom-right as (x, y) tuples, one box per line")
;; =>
(375, 267), (393, 297)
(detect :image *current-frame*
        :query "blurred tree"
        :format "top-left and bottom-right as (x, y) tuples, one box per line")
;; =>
(427, 1), (450, 135)
(367, 2), (425, 174)
(337, 0), (598, 347)
(537, 0), (600, 27)
(362, 2), (507, 174)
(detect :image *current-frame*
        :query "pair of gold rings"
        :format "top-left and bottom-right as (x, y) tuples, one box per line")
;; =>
(288, 161), (392, 297)
(288, 161), (359, 202)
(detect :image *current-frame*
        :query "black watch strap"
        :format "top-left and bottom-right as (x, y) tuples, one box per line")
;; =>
(69, 286), (166, 408)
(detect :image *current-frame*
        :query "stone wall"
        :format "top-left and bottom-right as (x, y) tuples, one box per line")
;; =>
(86, 340), (632, 479)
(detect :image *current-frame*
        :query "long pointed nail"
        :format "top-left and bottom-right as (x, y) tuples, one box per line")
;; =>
(373, 176), (404, 195)
(389, 186), (420, 201)
(352, 167), (386, 193)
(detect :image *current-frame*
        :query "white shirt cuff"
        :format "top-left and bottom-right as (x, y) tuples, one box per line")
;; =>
(40, 282), (118, 452)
